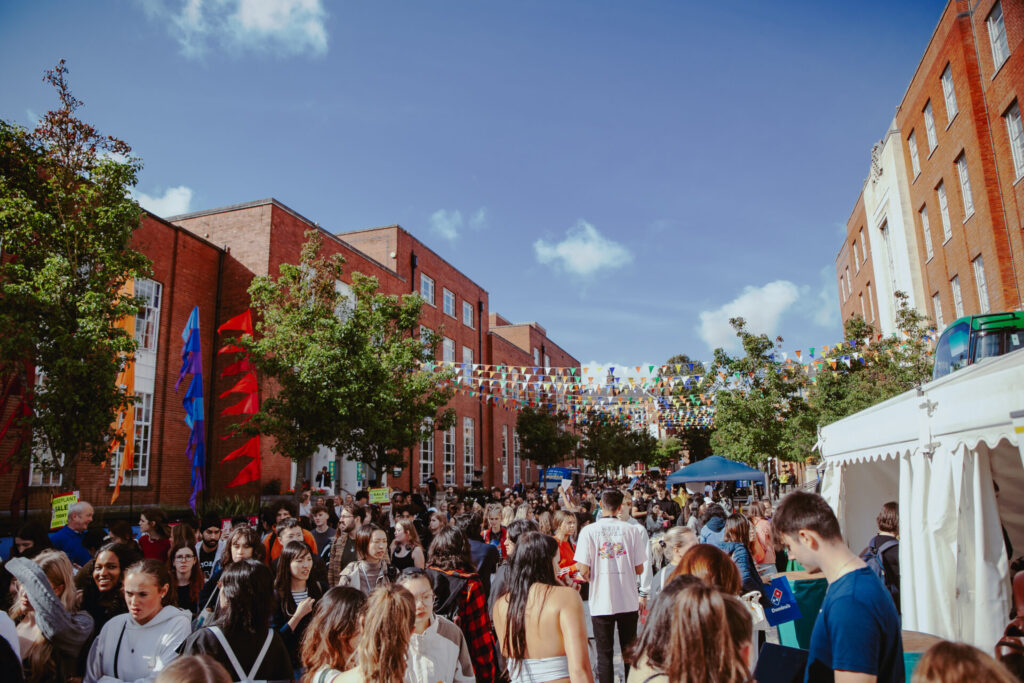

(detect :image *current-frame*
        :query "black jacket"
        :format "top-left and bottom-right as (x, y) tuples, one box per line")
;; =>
(180, 626), (293, 682)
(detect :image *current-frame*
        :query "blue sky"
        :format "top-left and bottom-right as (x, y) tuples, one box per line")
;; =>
(0, 0), (945, 373)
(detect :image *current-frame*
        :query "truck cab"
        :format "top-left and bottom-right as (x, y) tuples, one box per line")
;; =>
(932, 311), (1024, 380)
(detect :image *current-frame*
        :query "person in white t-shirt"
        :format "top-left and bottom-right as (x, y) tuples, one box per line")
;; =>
(573, 489), (648, 683)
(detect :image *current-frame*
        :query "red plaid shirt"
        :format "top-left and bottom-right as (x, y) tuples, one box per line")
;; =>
(434, 567), (498, 683)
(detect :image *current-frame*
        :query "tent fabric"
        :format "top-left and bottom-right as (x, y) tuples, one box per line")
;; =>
(665, 455), (767, 487)
(818, 348), (1024, 651)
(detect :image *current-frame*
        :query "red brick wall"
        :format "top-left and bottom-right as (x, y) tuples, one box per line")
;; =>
(838, 192), (881, 327)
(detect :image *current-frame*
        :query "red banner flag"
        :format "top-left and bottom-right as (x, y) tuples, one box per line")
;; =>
(226, 451), (260, 488)
(218, 310), (254, 336)
(218, 344), (246, 355)
(222, 435), (260, 463)
(221, 393), (259, 416)
(221, 358), (254, 377)
(219, 372), (257, 399)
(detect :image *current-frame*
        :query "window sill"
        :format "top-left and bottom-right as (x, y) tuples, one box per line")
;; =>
(1014, 173), (1024, 187)
(945, 112), (958, 130)
(926, 255), (934, 264)
(963, 210), (975, 223)
(943, 237), (952, 246)
(927, 146), (937, 160)
(992, 57), (1009, 80)
(913, 170), (921, 183)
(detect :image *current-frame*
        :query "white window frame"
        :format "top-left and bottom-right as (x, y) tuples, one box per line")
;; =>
(462, 345), (473, 367)
(420, 274), (435, 306)
(908, 131), (921, 176)
(420, 325), (432, 351)
(442, 337), (455, 363)
(533, 347), (540, 365)
(853, 239), (860, 273)
(501, 425), (509, 486)
(839, 275), (847, 303)
(109, 392), (153, 486)
(462, 301), (474, 328)
(1006, 102), (1024, 179)
(29, 450), (63, 487)
(941, 64), (958, 123)
(956, 153), (975, 218)
(443, 425), (456, 486)
(442, 288), (456, 317)
(134, 279), (163, 352)
(544, 354), (550, 369)
(513, 429), (521, 482)
(951, 276), (964, 318)
(973, 256), (991, 314)
(334, 280), (354, 320)
(924, 101), (938, 153)
(419, 418), (434, 485)
(933, 293), (945, 330)
(866, 281), (875, 322)
(920, 206), (934, 260)
(463, 416), (475, 486)
(988, 2), (1010, 70)
(937, 182), (952, 241)
(859, 292), (866, 319)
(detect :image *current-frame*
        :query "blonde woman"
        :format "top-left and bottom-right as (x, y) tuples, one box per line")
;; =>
(7, 550), (94, 682)
(336, 584), (417, 683)
(648, 527), (697, 604)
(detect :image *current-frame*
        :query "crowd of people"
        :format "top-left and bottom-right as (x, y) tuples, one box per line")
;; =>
(0, 475), (1021, 682)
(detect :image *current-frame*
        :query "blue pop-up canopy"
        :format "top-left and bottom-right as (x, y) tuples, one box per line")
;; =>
(665, 455), (767, 487)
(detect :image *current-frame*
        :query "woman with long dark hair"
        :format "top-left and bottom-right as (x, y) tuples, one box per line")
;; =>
(180, 560), (293, 682)
(273, 540), (325, 673)
(74, 542), (141, 635)
(492, 532), (592, 683)
(168, 543), (204, 615)
(719, 514), (769, 600)
(300, 587), (367, 682)
(338, 523), (396, 594)
(10, 521), (52, 560)
(489, 519), (539, 610)
(624, 574), (701, 681)
(197, 525), (266, 611)
(138, 509), (172, 563)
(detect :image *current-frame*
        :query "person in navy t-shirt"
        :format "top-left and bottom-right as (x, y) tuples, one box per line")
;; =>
(773, 491), (903, 683)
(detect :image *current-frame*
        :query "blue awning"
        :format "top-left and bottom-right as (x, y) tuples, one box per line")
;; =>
(665, 455), (767, 487)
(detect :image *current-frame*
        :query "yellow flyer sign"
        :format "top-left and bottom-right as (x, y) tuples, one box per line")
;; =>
(50, 491), (79, 530)
(368, 487), (391, 505)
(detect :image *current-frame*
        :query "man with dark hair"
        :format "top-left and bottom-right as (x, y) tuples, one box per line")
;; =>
(454, 512), (499, 596)
(196, 512), (225, 579)
(263, 506), (318, 562)
(773, 491), (903, 683)
(575, 489), (648, 683)
(354, 489), (369, 506)
(327, 504), (362, 585)
(861, 501), (900, 615)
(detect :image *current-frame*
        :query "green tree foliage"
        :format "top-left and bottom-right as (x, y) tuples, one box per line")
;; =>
(515, 406), (578, 473)
(807, 291), (934, 428)
(239, 230), (456, 482)
(708, 318), (810, 467)
(651, 436), (682, 469)
(663, 353), (715, 462)
(578, 415), (656, 473)
(0, 61), (150, 489)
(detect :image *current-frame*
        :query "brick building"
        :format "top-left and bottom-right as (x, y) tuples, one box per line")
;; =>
(1, 197), (580, 516)
(837, 0), (1024, 331)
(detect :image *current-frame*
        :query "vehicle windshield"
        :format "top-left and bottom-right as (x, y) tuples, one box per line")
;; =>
(974, 327), (1024, 362)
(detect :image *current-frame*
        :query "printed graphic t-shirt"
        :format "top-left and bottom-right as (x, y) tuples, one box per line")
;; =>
(574, 516), (648, 616)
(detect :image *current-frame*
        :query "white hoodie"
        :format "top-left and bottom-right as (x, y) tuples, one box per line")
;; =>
(84, 604), (192, 683)
(406, 614), (476, 683)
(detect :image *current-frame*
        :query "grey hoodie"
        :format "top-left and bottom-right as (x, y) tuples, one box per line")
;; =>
(6, 556), (95, 667)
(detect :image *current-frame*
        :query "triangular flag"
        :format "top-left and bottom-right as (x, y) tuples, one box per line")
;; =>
(219, 372), (258, 399)
(218, 310), (254, 335)
(221, 393), (259, 416)
(221, 358), (254, 377)
(222, 435), (260, 463)
(226, 451), (261, 488)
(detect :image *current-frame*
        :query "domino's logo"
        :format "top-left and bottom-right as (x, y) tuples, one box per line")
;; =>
(771, 588), (783, 606)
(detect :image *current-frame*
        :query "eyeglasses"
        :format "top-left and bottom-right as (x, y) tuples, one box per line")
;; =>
(412, 593), (434, 605)
(175, 555), (195, 562)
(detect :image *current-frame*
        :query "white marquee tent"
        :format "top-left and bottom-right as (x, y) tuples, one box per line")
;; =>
(817, 348), (1024, 650)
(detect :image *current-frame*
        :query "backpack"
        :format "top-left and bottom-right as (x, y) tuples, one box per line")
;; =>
(860, 537), (899, 604)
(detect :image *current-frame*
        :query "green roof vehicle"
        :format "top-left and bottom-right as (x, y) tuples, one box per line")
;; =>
(932, 311), (1024, 380)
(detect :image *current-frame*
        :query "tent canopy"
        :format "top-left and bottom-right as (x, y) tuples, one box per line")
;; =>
(666, 455), (767, 487)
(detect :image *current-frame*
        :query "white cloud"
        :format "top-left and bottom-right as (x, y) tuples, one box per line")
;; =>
(697, 280), (801, 353)
(25, 109), (40, 128)
(140, 0), (328, 58)
(429, 206), (487, 240)
(534, 220), (633, 278)
(807, 265), (840, 328)
(136, 186), (194, 217)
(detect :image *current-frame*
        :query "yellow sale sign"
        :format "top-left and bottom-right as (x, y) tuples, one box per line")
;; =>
(368, 487), (391, 505)
(50, 491), (79, 530)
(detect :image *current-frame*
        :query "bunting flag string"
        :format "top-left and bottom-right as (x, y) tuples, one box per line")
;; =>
(176, 306), (206, 511)
(218, 309), (261, 488)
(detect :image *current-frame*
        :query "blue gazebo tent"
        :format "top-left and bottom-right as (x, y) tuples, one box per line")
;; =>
(665, 455), (767, 488)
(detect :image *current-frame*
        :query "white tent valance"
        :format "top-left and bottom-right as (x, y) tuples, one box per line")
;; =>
(817, 348), (1024, 651)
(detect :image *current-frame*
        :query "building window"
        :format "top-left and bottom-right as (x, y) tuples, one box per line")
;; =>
(920, 206), (934, 260)
(852, 239), (859, 273)
(462, 301), (474, 328)
(420, 274), (435, 306)
(109, 392), (153, 486)
(933, 293), (945, 330)
(924, 101), (937, 153)
(134, 279), (163, 352)
(533, 347), (540, 365)
(29, 450), (62, 487)
(951, 276), (964, 318)
(544, 354), (550, 369)
(1005, 102), (1024, 179)
(956, 153), (974, 218)
(844, 267), (851, 298)
(859, 293), (866, 319)
(463, 417), (475, 486)
(839, 275), (846, 303)
(908, 131), (921, 176)
(937, 182), (952, 241)
(988, 2), (1010, 70)
(973, 256), (990, 314)
(513, 429), (521, 482)
(442, 289), (456, 317)
(941, 64), (958, 123)
(334, 280), (354, 320)
(420, 325), (432, 350)
(462, 345), (473, 366)
(443, 425), (456, 486)
(442, 337), (455, 363)
(501, 425), (509, 486)
(420, 419), (434, 485)
(866, 281), (875, 322)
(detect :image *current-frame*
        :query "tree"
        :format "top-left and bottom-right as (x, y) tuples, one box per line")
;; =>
(239, 230), (456, 482)
(708, 318), (810, 467)
(663, 353), (715, 462)
(651, 436), (682, 469)
(0, 61), (150, 489)
(578, 414), (659, 474)
(515, 406), (578, 475)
